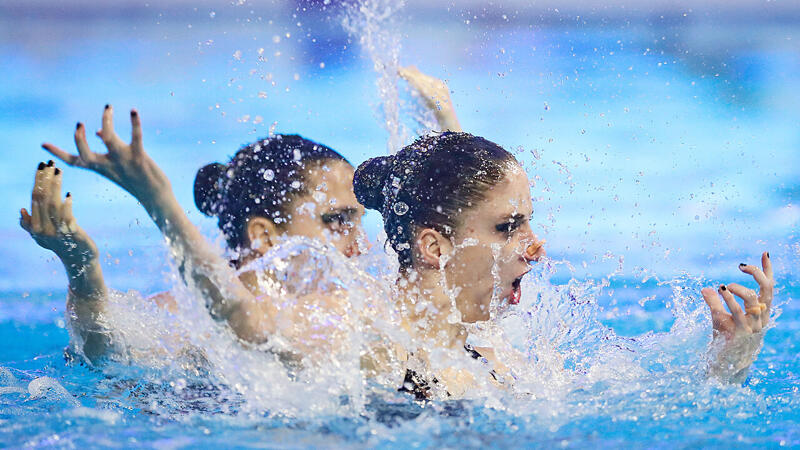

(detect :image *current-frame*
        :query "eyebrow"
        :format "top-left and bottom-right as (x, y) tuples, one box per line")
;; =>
(322, 207), (360, 216)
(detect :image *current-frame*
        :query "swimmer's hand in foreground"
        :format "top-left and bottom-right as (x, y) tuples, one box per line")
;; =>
(19, 162), (110, 363)
(701, 252), (774, 382)
(42, 106), (274, 343)
(399, 66), (462, 132)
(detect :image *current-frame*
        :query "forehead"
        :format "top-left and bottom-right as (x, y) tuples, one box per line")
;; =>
(465, 164), (532, 218)
(301, 159), (360, 207)
(305, 159), (353, 191)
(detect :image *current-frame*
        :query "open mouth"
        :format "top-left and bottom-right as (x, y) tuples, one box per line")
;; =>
(509, 277), (522, 305)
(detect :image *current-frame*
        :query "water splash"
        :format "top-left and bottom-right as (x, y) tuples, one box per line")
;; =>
(342, 0), (408, 154)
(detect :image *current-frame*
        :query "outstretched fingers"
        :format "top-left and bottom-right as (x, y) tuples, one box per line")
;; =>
(727, 282), (762, 332)
(719, 285), (749, 331)
(47, 166), (63, 224)
(739, 260), (772, 303)
(32, 163), (56, 235)
(398, 65), (420, 81)
(762, 251), (773, 280)
(130, 109), (143, 153)
(74, 122), (96, 164)
(702, 287), (729, 330)
(19, 208), (32, 232)
(42, 140), (80, 167)
(61, 192), (75, 233)
(96, 104), (127, 150)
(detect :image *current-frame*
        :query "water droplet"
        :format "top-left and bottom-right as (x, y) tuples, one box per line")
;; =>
(393, 201), (409, 216)
(263, 169), (275, 181)
(209, 11), (216, 18)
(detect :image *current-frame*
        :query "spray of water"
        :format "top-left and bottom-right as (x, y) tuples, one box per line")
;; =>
(342, 0), (409, 153)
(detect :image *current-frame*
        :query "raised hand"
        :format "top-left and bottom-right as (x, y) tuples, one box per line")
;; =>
(20, 161), (99, 274)
(40, 104), (263, 342)
(20, 161), (109, 362)
(399, 65), (462, 132)
(41, 105), (170, 211)
(702, 252), (774, 340)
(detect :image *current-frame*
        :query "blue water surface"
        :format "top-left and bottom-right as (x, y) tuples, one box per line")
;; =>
(1, 1), (799, 447)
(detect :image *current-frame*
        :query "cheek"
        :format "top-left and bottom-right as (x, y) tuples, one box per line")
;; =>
(285, 218), (326, 240)
(449, 245), (496, 285)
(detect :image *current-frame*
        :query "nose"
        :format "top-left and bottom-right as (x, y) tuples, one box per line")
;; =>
(523, 235), (546, 262)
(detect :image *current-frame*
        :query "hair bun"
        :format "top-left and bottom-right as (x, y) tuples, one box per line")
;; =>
(353, 156), (392, 210)
(194, 162), (227, 216)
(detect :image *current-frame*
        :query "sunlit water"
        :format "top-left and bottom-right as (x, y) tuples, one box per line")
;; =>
(2, 1), (799, 447)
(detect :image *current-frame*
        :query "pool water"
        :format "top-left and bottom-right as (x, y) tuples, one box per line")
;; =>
(1, 0), (799, 447)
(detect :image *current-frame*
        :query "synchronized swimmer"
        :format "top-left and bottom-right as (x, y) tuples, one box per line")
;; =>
(20, 68), (775, 400)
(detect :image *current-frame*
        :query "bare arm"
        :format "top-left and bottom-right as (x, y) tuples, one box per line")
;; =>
(20, 162), (110, 363)
(42, 106), (270, 343)
(701, 252), (774, 382)
(399, 66), (462, 132)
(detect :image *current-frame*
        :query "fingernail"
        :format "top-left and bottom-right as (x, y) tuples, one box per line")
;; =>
(66, 192), (71, 198)
(767, 252), (770, 259)
(37, 162), (45, 170)
(739, 263), (747, 268)
(105, 104), (110, 110)
(131, 109), (138, 116)
(47, 160), (54, 167)
(54, 168), (61, 175)
(720, 285), (727, 291)
(76, 122), (81, 130)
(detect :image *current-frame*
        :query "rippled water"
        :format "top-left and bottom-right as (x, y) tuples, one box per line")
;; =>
(2, 0), (799, 447)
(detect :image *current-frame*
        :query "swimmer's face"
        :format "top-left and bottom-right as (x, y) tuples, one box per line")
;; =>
(441, 164), (544, 322)
(281, 159), (366, 257)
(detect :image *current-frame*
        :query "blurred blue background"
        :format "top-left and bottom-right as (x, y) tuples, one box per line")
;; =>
(1, 0), (798, 293)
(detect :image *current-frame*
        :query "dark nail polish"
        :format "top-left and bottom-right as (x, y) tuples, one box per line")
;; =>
(105, 104), (110, 110)
(720, 285), (727, 291)
(76, 122), (81, 130)
(37, 162), (45, 170)
(739, 263), (747, 267)
(66, 192), (71, 198)
(54, 168), (60, 175)
(131, 109), (138, 116)
(767, 252), (770, 259)
(47, 160), (54, 167)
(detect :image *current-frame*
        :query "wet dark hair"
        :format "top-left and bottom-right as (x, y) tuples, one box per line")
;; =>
(194, 134), (350, 251)
(353, 132), (516, 269)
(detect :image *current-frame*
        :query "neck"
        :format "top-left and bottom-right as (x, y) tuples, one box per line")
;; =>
(398, 267), (466, 351)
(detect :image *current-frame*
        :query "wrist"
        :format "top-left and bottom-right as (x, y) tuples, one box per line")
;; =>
(64, 257), (106, 300)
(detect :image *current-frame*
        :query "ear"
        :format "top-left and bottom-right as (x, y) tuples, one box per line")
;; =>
(245, 216), (279, 255)
(415, 228), (454, 269)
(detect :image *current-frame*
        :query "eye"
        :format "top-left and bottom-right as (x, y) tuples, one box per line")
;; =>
(321, 212), (345, 225)
(496, 220), (520, 234)
(321, 212), (354, 230)
(496, 214), (528, 235)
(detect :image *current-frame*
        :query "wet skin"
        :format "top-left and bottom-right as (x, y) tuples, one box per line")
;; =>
(442, 164), (545, 323)
(278, 160), (366, 258)
(242, 159), (366, 262)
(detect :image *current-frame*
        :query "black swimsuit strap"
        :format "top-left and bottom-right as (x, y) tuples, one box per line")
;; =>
(464, 344), (500, 382)
(399, 346), (502, 400)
